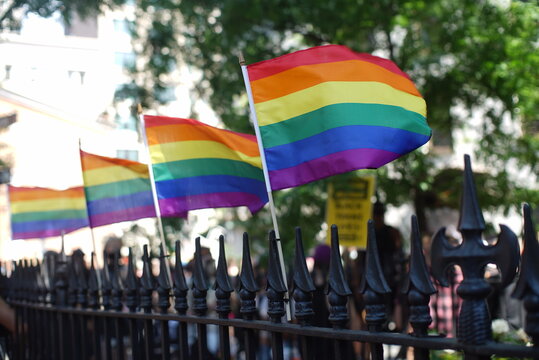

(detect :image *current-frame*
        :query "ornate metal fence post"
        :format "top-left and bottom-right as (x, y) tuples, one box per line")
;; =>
(140, 245), (155, 359)
(172, 240), (190, 360)
(101, 250), (113, 360)
(238, 232), (259, 360)
(292, 227), (316, 360)
(124, 248), (141, 360)
(111, 252), (125, 360)
(327, 225), (353, 358)
(360, 220), (391, 360)
(54, 249), (69, 360)
(267, 230), (287, 360)
(192, 237), (209, 360)
(431, 155), (520, 357)
(156, 244), (172, 360)
(88, 253), (102, 360)
(67, 257), (79, 359)
(513, 204), (539, 346)
(214, 235), (233, 360)
(75, 252), (90, 360)
(402, 215), (436, 360)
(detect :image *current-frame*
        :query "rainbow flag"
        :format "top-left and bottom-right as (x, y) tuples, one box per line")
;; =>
(80, 150), (156, 227)
(247, 44), (431, 190)
(9, 185), (89, 240)
(144, 115), (268, 216)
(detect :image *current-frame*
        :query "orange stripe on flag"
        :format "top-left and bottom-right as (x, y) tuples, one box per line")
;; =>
(251, 59), (422, 104)
(146, 124), (260, 157)
(80, 151), (148, 172)
(9, 186), (85, 202)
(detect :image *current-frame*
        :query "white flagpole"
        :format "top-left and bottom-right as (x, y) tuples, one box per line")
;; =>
(239, 53), (291, 321)
(78, 140), (101, 287)
(78, 142), (99, 254)
(137, 105), (173, 285)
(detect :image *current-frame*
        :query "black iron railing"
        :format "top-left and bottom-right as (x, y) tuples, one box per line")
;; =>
(3, 155), (539, 360)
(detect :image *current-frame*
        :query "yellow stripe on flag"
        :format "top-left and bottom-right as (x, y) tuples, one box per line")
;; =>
(254, 81), (427, 127)
(83, 165), (149, 187)
(149, 140), (263, 169)
(11, 197), (87, 214)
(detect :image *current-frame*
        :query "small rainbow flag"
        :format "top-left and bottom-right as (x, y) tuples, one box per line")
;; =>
(247, 44), (431, 190)
(9, 185), (89, 240)
(144, 115), (268, 216)
(80, 150), (156, 227)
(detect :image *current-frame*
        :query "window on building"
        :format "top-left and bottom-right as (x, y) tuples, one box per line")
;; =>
(4, 65), (11, 80)
(68, 70), (85, 85)
(64, 14), (98, 37)
(114, 52), (136, 69)
(113, 19), (133, 36)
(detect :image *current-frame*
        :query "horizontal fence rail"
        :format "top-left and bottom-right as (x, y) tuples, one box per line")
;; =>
(3, 156), (539, 360)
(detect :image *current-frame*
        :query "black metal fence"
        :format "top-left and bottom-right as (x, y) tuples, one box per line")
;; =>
(4, 155), (539, 360)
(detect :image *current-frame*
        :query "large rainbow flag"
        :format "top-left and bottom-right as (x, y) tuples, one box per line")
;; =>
(144, 115), (268, 216)
(80, 150), (156, 227)
(9, 185), (89, 240)
(246, 44), (431, 190)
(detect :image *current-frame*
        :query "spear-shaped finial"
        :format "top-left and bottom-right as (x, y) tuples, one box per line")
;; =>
(458, 154), (485, 232)
(214, 235), (234, 318)
(192, 237), (209, 316)
(327, 225), (352, 328)
(238, 232), (259, 319)
(292, 227), (315, 325)
(267, 230), (287, 323)
(140, 245), (155, 313)
(156, 243), (172, 314)
(124, 248), (139, 312)
(173, 240), (189, 315)
(402, 215), (436, 338)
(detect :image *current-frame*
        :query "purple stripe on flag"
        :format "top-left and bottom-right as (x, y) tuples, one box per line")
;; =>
(268, 148), (400, 190)
(89, 205), (156, 228)
(12, 227), (85, 240)
(159, 192), (266, 217)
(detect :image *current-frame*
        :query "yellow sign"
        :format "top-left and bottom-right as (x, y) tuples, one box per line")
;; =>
(325, 176), (375, 248)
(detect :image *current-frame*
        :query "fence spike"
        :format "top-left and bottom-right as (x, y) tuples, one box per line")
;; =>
(458, 154), (486, 232)
(327, 225), (352, 329)
(402, 215), (436, 337)
(267, 230), (287, 323)
(140, 245), (155, 313)
(513, 203), (539, 345)
(360, 220), (391, 332)
(101, 250), (112, 310)
(431, 155), (519, 344)
(157, 244), (172, 314)
(54, 253), (69, 307)
(67, 257), (78, 307)
(87, 252), (101, 310)
(192, 237), (209, 316)
(293, 227), (315, 325)
(35, 260), (46, 304)
(74, 252), (88, 308)
(111, 252), (123, 312)
(124, 248), (139, 312)
(214, 235), (233, 318)
(173, 240), (189, 315)
(238, 232), (259, 319)
(44, 253), (58, 305)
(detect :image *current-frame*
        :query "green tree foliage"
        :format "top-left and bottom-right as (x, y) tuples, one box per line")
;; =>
(3, 0), (537, 250)
(127, 0), (538, 245)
